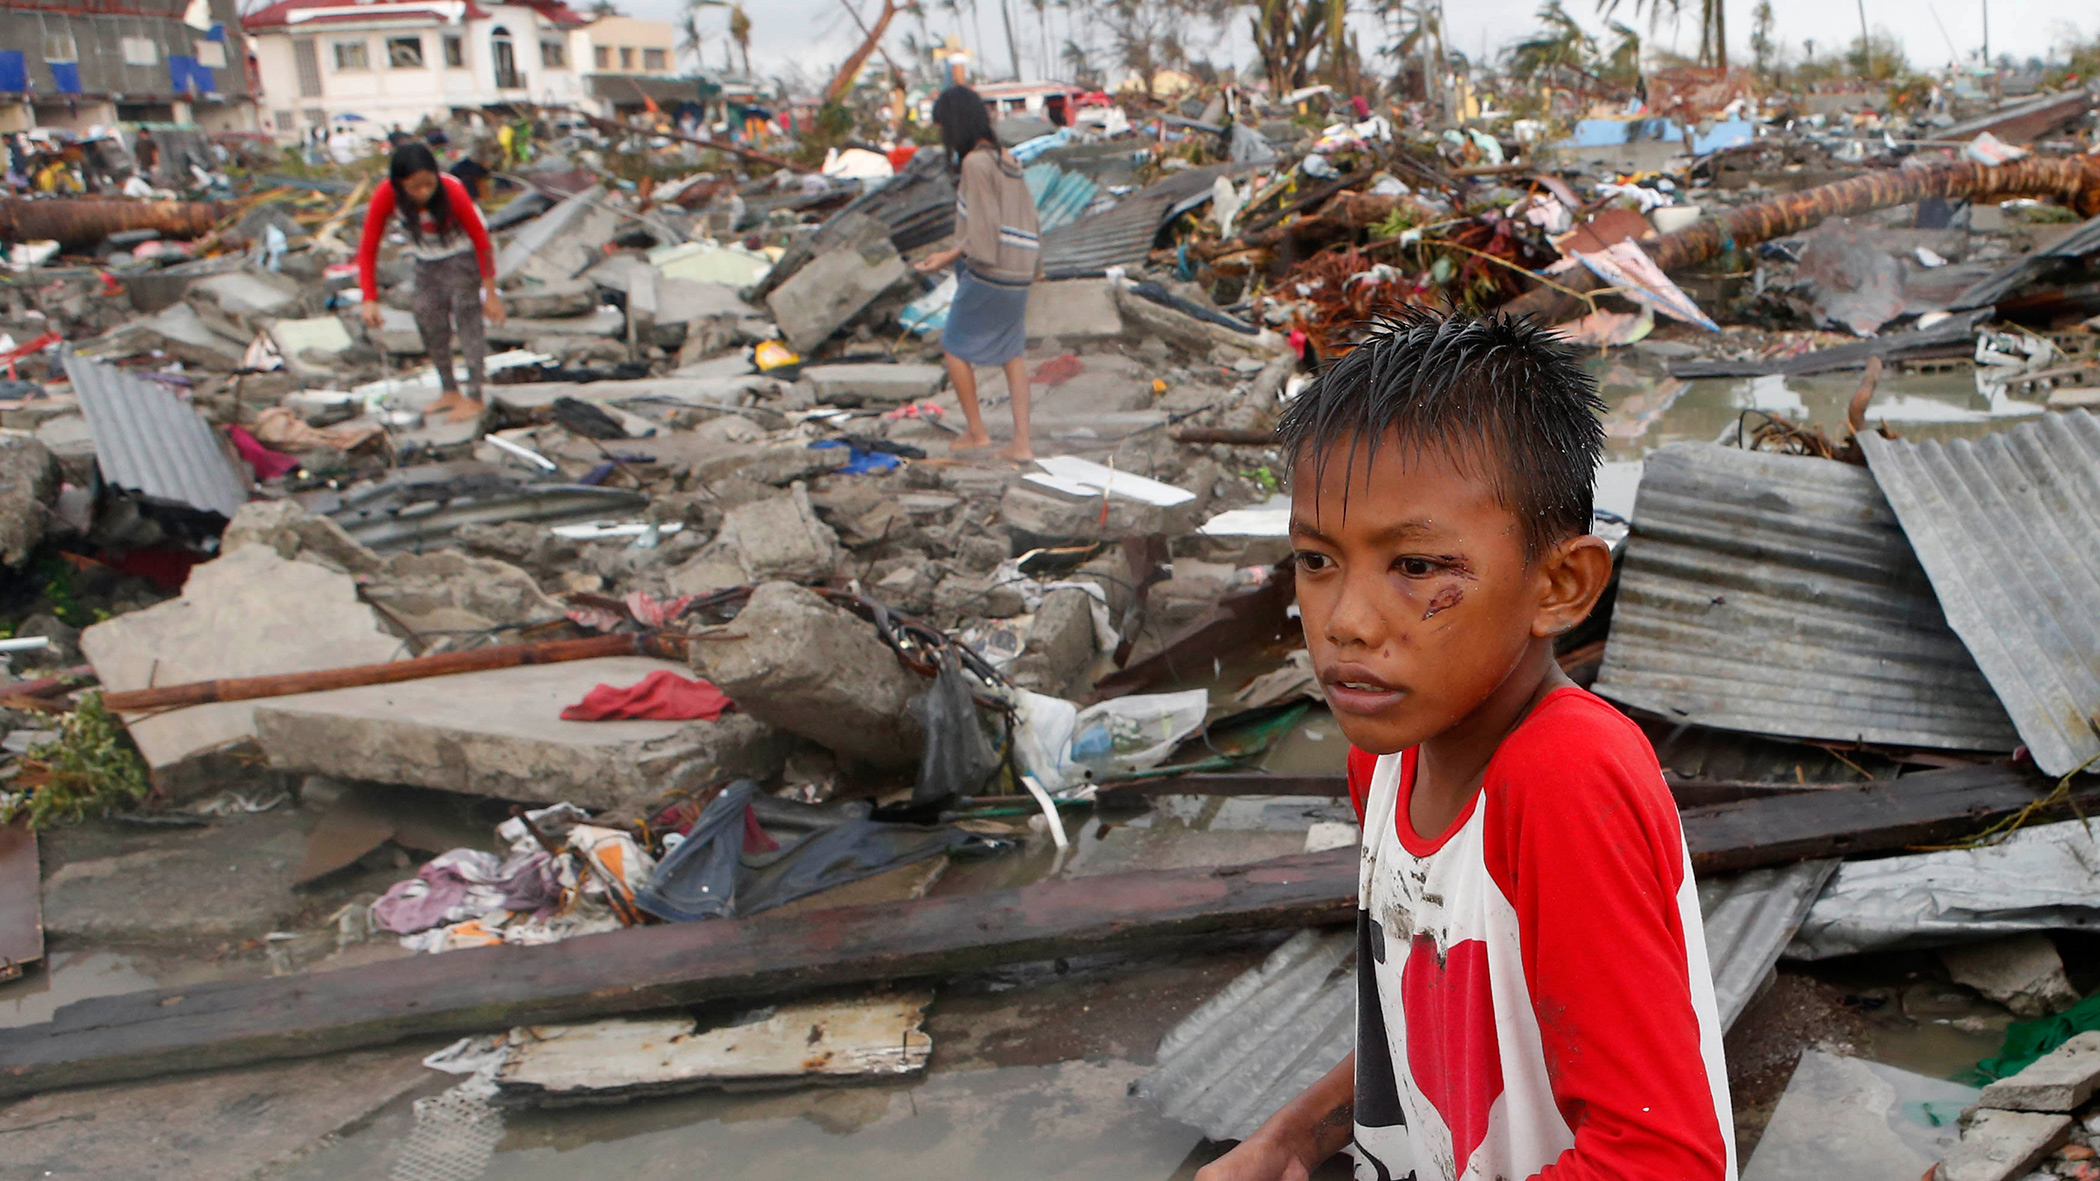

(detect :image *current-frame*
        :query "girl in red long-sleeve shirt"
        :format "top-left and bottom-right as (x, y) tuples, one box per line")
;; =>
(356, 142), (504, 423)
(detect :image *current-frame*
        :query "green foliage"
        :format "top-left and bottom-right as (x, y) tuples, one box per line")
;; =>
(1748, 0), (1776, 74)
(1505, 0), (1596, 84)
(1370, 204), (1424, 239)
(32, 557), (88, 628)
(1842, 28), (1910, 82)
(1242, 465), (1279, 492)
(2, 693), (151, 829)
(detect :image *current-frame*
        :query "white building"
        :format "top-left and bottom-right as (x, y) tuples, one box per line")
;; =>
(243, 0), (596, 140)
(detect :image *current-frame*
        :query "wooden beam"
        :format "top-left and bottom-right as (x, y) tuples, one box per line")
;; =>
(0, 761), (2070, 1097)
(1682, 762), (2078, 875)
(0, 849), (1357, 1098)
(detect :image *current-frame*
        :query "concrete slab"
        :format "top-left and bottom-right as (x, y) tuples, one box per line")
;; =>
(1935, 1109), (2071, 1181)
(800, 362), (946, 406)
(80, 547), (402, 769)
(0, 1042), (433, 1178)
(1026, 279), (1123, 339)
(1941, 935), (2080, 1019)
(39, 809), (312, 943)
(1740, 1049), (1977, 1181)
(766, 240), (909, 353)
(252, 656), (784, 808)
(190, 269), (304, 317)
(485, 307), (626, 345)
(1977, 1031), (2100, 1112)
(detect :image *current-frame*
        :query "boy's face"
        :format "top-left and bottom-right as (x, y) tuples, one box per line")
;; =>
(1290, 434), (1558, 756)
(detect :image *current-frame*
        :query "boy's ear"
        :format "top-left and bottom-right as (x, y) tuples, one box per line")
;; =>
(1531, 533), (1613, 639)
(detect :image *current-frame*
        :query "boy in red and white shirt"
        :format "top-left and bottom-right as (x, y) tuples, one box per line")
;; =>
(1200, 311), (1734, 1181)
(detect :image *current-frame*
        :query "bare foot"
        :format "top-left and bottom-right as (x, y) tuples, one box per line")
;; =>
(996, 443), (1034, 463)
(949, 431), (994, 454)
(445, 396), (487, 424)
(426, 390), (467, 416)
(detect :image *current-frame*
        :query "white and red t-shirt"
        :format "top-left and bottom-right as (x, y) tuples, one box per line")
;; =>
(1346, 686), (1735, 1181)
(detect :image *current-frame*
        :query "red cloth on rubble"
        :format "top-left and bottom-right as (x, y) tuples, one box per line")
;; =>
(560, 670), (733, 722)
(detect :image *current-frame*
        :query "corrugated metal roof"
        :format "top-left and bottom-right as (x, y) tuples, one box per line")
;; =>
(1039, 165), (1237, 279)
(63, 352), (247, 520)
(1700, 860), (1840, 1029)
(1950, 214), (2100, 311)
(1135, 862), (1838, 1141)
(1667, 308), (1993, 379)
(1859, 411), (2100, 777)
(1593, 443), (2020, 752)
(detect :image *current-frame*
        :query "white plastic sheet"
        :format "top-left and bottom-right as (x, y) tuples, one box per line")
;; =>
(1786, 819), (2100, 960)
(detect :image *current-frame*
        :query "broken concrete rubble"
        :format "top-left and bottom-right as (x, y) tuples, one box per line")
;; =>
(0, 432), (60, 566)
(692, 581), (925, 767)
(713, 484), (843, 584)
(1942, 935), (2082, 1019)
(766, 233), (910, 353)
(1979, 1033), (2100, 1114)
(253, 655), (784, 810)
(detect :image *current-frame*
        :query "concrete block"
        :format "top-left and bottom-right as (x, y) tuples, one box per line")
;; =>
(1019, 586), (1098, 697)
(1942, 934), (2080, 1019)
(361, 549), (565, 634)
(1026, 279), (1123, 339)
(220, 499), (382, 575)
(800, 362), (947, 406)
(1977, 1032), (2100, 1112)
(504, 278), (599, 319)
(485, 307), (626, 345)
(1935, 1109), (2071, 1181)
(1110, 284), (1282, 361)
(0, 432), (59, 566)
(693, 581), (926, 766)
(717, 484), (842, 583)
(190, 269), (304, 318)
(80, 547), (402, 769)
(998, 480), (1176, 544)
(253, 656), (784, 809)
(766, 238), (910, 353)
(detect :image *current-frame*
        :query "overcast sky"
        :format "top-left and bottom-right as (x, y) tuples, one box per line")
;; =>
(632, 0), (2095, 90)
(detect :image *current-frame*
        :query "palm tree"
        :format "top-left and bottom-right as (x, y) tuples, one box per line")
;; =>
(681, 0), (722, 70)
(729, 3), (752, 74)
(1507, 0), (1597, 83)
(1597, 0), (1726, 69)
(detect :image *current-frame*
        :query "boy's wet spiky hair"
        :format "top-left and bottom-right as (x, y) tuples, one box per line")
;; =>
(1275, 308), (1606, 559)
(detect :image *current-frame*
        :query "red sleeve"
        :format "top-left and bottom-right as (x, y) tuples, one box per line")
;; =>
(441, 174), (495, 282)
(1346, 745), (1378, 824)
(1482, 693), (1728, 1181)
(356, 181), (396, 302)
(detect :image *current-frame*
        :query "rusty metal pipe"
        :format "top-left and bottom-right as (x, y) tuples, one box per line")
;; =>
(0, 198), (232, 247)
(1503, 156), (2100, 322)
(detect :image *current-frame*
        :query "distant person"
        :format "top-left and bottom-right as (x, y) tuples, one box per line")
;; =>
(356, 141), (504, 423)
(132, 127), (158, 179)
(913, 85), (1041, 461)
(448, 149), (491, 202)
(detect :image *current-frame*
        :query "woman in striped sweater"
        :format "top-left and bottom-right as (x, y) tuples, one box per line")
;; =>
(914, 85), (1041, 461)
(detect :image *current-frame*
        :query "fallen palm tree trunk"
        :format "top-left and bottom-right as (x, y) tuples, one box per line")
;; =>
(1503, 156), (2100, 322)
(0, 198), (232, 246)
(100, 633), (689, 713)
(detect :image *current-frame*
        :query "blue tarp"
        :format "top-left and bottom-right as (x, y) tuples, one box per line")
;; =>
(168, 56), (215, 94)
(0, 51), (25, 94)
(1550, 116), (1756, 156)
(47, 60), (79, 95)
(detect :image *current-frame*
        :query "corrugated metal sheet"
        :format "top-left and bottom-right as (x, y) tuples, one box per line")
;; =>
(63, 352), (246, 520)
(1859, 411), (2100, 777)
(1593, 443), (2019, 752)
(1024, 163), (1102, 234)
(1950, 214), (2100, 310)
(1039, 165), (1236, 278)
(1700, 860), (1840, 1029)
(1136, 863), (1838, 1141)
(1133, 928), (1354, 1143)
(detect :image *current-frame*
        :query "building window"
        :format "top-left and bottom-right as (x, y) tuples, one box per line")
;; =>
(303, 107), (325, 125)
(490, 30), (519, 88)
(195, 39), (227, 68)
(121, 37), (158, 66)
(443, 34), (464, 67)
(618, 46), (633, 70)
(386, 35), (423, 68)
(333, 40), (369, 71)
(593, 44), (609, 70)
(642, 47), (665, 70)
(273, 108), (293, 129)
(539, 39), (564, 68)
(43, 33), (76, 62)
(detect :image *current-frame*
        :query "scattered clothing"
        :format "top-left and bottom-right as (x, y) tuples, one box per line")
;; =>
(225, 424), (299, 481)
(560, 670), (732, 722)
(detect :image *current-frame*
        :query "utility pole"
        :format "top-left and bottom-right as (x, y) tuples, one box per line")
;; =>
(1980, 0), (1989, 66)
(1855, 0), (1871, 76)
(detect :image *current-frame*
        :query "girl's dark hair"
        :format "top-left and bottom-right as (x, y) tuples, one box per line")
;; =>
(931, 85), (998, 170)
(387, 141), (452, 244)
(1276, 308), (1605, 560)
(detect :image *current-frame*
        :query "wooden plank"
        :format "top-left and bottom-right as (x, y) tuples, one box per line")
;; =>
(1683, 763), (2077, 875)
(0, 822), (41, 983)
(0, 762), (2069, 1098)
(0, 848), (1358, 1098)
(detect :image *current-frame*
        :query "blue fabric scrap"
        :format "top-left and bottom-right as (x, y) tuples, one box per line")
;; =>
(809, 438), (901, 476)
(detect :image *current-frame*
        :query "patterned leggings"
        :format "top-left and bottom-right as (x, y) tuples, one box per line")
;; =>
(413, 251), (487, 398)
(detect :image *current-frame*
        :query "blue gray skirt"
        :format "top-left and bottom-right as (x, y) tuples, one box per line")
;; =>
(942, 263), (1031, 366)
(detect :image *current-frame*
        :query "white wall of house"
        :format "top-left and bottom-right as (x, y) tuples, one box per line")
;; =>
(251, 4), (583, 140)
(577, 15), (673, 76)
